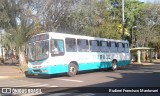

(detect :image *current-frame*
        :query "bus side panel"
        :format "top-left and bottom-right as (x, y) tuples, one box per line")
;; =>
(117, 60), (131, 66)
(78, 61), (112, 71)
(73, 52), (112, 71)
(47, 64), (68, 74)
(28, 64), (68, 75)
(117, 53), (131, 67)
(110, 52), (130, 67)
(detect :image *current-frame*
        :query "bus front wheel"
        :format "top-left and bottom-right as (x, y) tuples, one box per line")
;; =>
(68, 63), (78, 77)
(111, 61), (117, 71)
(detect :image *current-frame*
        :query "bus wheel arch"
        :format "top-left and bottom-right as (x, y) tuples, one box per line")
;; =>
(111, 59), (118, 71)
(67, 61), (78, 77)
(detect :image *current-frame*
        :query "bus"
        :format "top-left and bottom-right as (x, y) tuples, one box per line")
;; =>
(28, 32), (130, 77)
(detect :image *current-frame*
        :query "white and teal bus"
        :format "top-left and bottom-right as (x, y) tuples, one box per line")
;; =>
(28, 32), (130, 77)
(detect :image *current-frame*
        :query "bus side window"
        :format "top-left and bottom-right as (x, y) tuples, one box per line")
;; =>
(90, 40), (100, 52)
(100, 41), (109, 52)
(77, 39), (89, 52)
(110, 42), (117, 52)
(124, 43), (129, 53)
(118, 42), (124, 53)
(50, 39), (64, 56)
(65, 38), (77, 52)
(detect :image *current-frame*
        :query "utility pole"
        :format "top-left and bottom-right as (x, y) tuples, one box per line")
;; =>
(131, 26), (136, 48)
(122, 0), (125, 40)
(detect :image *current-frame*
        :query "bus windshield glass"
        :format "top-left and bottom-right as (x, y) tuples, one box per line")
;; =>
(29, 40), (49, 61)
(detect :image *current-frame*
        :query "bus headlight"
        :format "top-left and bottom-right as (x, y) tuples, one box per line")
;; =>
(28, 64), (32, 68)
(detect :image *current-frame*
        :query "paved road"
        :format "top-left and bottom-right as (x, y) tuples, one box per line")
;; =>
(1, 63), (160, 96)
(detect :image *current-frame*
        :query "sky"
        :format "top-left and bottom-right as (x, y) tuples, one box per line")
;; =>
(139, 0), (159, 3)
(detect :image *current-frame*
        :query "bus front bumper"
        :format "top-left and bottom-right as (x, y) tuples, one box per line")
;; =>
(27, 68), (49, 75)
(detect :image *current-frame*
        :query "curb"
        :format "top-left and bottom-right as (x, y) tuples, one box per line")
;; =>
(130, 62), (158, 65)
(141, 63), (155, 65)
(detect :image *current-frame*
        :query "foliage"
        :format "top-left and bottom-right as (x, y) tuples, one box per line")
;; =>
(135, 2), (160, 49)
(0, 0), (160, 65)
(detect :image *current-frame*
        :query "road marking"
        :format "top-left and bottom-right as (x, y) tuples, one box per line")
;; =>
(0, 80), (45, 87)
(47, 86), (58, 87)
(21, 93), (43, 96)
(0, 79), (58, 87)
(0, 76), (9, 79)
(0, 82), (43, 87)
(1, 83), (58, 87)
(0, 80), (41, 85)
(53, 78), (83, 82)
(31, 84), (49, 87)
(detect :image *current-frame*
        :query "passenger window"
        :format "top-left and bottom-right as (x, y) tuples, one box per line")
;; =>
(90, 40), (100, 52)
(77, 39), (89, 52)
(50, 39), (64, 56)
(117, 42), (124, 53)
(110, 42), (117, 52)
(65, 38), (77, 52)
(100, 41), (109, 52)
(124, 43), (129, 53)
(124, 43), (129, 48)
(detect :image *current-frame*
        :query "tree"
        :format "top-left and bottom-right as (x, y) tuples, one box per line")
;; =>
(135, 2), (160, 47)
(0, 0), (42, 71)
(35, 0), (79, 32)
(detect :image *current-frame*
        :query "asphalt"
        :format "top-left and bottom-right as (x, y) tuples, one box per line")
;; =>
(0, 59), (160, 79)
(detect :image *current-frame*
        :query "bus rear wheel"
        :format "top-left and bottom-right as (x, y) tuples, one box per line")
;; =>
(68, 63), (78, 77)
(111, 61), (117, 71)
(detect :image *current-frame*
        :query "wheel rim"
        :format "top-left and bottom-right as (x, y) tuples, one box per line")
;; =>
(113, 62), (117, 69)
(70, 67), (75, 74)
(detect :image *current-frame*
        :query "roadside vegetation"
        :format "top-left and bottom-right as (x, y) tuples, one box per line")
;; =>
(0, 0), (160, 71)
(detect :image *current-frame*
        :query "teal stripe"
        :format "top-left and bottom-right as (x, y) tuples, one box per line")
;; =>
(117, 60), (131, 66)
(78, 62), (112, 71)
(28, 60), (130, 75)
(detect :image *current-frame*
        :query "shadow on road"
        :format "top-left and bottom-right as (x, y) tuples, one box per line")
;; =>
(35, 62), (160, 96)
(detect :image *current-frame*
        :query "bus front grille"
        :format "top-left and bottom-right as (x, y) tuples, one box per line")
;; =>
(33, 69), (41, 73)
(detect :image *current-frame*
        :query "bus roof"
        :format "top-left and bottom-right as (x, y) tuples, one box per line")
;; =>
(32, 32), (129, 43)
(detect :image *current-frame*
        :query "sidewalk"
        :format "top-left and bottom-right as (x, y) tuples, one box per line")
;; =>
(0, 59), (26, 79)
(130, 59), (160, 66)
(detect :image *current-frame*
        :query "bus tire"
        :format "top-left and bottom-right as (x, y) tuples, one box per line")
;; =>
(68, 63), (78, 77)
(111, 60), (117, 71)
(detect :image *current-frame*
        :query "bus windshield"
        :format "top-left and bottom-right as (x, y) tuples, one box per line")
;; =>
(28, 40), (49, 61)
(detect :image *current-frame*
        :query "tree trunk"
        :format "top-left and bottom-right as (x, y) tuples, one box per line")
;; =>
(19, 47), (28, 73)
